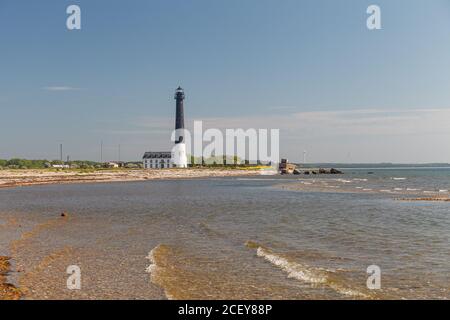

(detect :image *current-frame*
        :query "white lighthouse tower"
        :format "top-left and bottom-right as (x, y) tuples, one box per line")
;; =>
(172, 87), (188, 168)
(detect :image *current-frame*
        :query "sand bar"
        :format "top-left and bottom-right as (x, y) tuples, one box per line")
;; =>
(0, 168), (261, 189)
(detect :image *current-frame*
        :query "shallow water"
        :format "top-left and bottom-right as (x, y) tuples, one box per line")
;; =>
(0, 168), (449, 299)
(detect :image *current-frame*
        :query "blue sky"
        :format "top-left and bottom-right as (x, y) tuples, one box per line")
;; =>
(1, 0), (450, 162)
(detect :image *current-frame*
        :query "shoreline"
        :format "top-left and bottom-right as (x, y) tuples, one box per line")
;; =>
(0, 256), (21, 300)
(0, 168), (262, 189)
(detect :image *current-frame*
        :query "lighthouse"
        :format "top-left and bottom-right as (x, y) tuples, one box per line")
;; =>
(172, 86), (188, 168)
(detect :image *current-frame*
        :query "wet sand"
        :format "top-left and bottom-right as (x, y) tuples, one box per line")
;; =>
(0, 168), (260, 189)
(0, 256), (21, 300)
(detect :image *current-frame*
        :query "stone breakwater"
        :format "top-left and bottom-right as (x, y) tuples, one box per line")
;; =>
(0, 168), (260, 189)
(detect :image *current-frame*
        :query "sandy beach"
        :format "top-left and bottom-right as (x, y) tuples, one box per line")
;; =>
(0, 168), (262, 190)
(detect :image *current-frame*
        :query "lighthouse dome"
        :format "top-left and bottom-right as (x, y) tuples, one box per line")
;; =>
(174, 86), (185, 99)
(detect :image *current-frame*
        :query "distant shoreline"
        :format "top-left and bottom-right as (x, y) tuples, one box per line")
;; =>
(0, 168), (262, 189)
(333, 166), (450, 170)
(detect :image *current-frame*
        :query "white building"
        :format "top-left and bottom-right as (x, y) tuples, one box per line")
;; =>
(106, 162), (119, 168)
(51, 164), (70, 169)
(143, 152), (173, 169)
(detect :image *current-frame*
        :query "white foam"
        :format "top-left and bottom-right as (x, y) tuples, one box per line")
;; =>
(257, 247), (326, 284)
(145, 245), (175, 300)
(336, 179), (352, 183)
(392, 177), (407, 180)
(145, 247), (159, 276)
(439, 190), (448, 193)
(255, 246), (368, 298)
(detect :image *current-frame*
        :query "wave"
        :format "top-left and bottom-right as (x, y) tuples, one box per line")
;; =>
(391, 177), (407, 180)
(145, 244), (176, 300)
(246, 241), (369, 298)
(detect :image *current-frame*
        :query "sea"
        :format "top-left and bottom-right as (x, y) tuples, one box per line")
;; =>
(0, 167), (449, 299)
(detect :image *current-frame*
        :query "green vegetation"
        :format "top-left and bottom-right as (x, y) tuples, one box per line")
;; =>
(0, 159), (52, 169)
(187, 155), (269, 169)
(0, 157), (267, 170)
(0, 159), (143, 170)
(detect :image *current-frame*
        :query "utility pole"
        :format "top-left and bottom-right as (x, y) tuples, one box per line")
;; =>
(100, 141), (103, 163)
(60, 144), (63, 162)
(118, 144), (121, 162)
